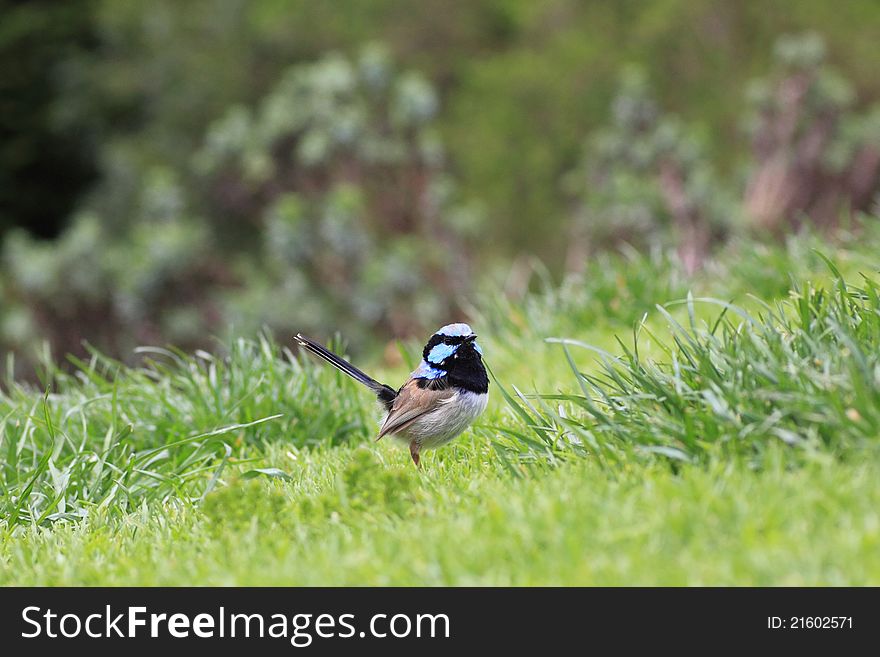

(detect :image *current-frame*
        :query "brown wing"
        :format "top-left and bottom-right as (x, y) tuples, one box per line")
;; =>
(377, 379), (456, 439)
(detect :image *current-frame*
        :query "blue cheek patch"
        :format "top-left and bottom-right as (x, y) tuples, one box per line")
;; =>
(473, 340), (483, 355)
(413, 360), (445, 380)
(427, 342), (457, 365)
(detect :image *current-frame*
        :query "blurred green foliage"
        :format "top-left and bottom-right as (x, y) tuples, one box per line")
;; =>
(564, 69), (733, 273)
(742, 32), (880, 232)
(2, 0), (880, 374)
(198, 46), (477, 343)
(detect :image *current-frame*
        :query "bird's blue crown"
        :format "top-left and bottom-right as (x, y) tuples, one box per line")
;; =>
(436, 322), (473, 337)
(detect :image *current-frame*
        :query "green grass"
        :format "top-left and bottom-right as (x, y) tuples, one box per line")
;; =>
(498, 256), (880, 468)
(4, 445), (879, 585)
(2, 229), (880, 585)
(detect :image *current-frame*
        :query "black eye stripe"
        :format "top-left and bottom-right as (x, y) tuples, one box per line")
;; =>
(423, 333), (471, 361)
(423, 334), (443, 361)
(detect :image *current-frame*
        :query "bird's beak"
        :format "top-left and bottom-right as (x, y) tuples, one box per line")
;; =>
(465, 334), (478, 343)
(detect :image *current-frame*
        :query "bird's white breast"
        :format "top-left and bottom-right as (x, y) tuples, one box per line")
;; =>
(391, 390), (488, 449)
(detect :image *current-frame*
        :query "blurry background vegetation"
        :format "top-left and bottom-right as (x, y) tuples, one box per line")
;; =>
(2, 0), (880, 377)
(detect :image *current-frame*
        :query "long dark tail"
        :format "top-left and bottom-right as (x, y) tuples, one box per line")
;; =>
(295, 334), (397, 409)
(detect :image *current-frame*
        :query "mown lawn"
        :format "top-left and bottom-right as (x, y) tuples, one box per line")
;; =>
(3, 443), (880, 585)
(2, 231), (880, 585)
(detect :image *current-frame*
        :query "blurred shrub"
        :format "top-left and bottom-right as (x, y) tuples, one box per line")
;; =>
(565, 34), (880, 272)
(2, 191), (223, 371)
(10, 1), (880, 256)
(743, 33), (880, 233)
(198, 46), (479, 343)
(0, 48), (476, 372)
(3, 5), (880, 376)
(446, 1), (880, 259)
(565, 70), (733, 273)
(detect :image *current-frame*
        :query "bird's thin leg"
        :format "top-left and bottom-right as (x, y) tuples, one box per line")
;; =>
(409, 441), (421, 468)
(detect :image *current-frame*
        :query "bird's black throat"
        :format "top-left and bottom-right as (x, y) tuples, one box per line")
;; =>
(447, 361), (489, 394)
(416, 342), (489, 394)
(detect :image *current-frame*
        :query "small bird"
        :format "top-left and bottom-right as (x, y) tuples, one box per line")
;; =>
(295, 323), (489, 466)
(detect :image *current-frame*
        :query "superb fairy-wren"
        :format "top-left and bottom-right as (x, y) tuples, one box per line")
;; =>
(295, 323), (489, 466)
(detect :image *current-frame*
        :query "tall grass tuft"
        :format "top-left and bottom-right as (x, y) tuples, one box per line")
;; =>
(497, 257), (880, 466)
(0, 335), (377, 530)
